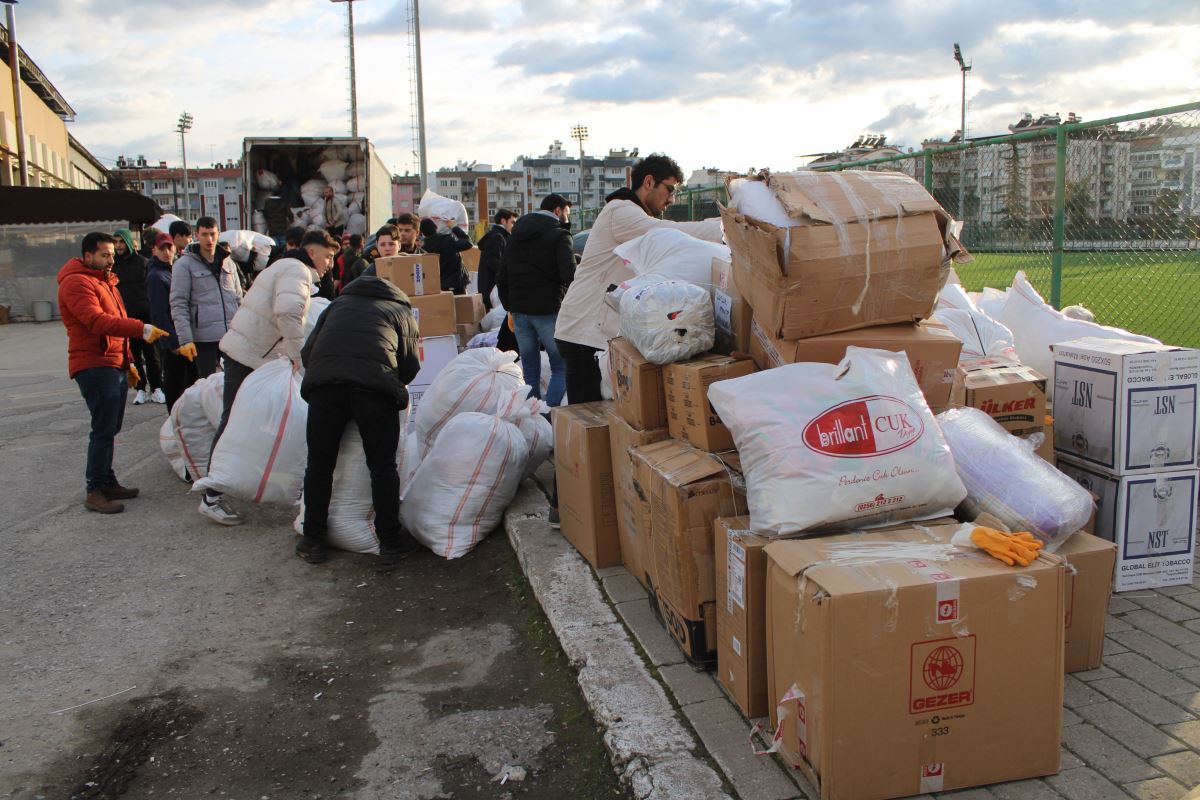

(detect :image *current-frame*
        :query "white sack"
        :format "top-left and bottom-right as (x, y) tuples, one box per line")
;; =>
(351, 191), (366, 206)
(330, 179), (348, 195)
(727, 178), (792, 228)
(976, 287), (1008, 321)
(708, 346), (967, 535)
(347, 201), (362, 216)
(417, 189), (469, 232)
(931, 308), (1018, 363)
(197, 371), (224, 428)
(318, 160), (348, 183)
(170, 374), (222, 480)
(219, 230), (274, 265)
(346, 213), (367, 236)
(159, 416), (187, 481)
(304, 297), (330, 343)
(300, 178), (327, 196)
(466, 330), (500, 349)
(413, 348), (526, 452)
(503, 391), (553, 480)
(618, 280), (714, 365)
(255, 169), (281, 190)
(345, 160), (365, 178)
(319, 147), (348, 163)
(194, 359), (307, 504)
(480, 306), (507, 332)
(346, 175), (365, 194)
(1003, 271), (1157, 378)
(607, 229), (729, 310)
(252, 210), (268, 235)
(596, 347), (614, 401)
(151, 214), (183, 234)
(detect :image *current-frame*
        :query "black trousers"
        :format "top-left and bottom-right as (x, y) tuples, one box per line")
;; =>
(130, 336), (162, 391)
(211, 356), (255, 451)
(158, 344), (199, 411)
(194, 341), (222, 378)
(555, 338), (602, 405)
(302, 385), (403, 548)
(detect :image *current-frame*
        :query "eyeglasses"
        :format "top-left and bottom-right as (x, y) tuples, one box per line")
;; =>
(658, 181), (679, 196)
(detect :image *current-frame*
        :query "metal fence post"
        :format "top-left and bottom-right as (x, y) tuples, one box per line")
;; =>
(689, 190), (695, 221)
(923, 150), (934, 192)
(1051, 125), (1067, 309)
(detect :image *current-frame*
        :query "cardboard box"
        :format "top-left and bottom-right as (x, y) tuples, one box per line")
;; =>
(663, 354), (756, 452)
(1052, 338), (1199, 475)
(721, 171), (964, 341)
(749, 318), (962, 409)
(609, 336), (668, 430)
(712, 257), (753, 356)
(607, 411), (671, 588)
(455, 322), (481, 349)
(410, 292), (457, 338)
(553, 402), (620, 570)
(460, 246), (481, 270)
(406, 335), (459, 427)
(1055, 457), (1197, 591)
(951, 358), (1048, 438)
(715, 516), (771, 719)
(374, 253), (441, 296)
(766, 522), (1064, 799)
(632, 440), (742, 664)
(453, 293), (486, 325)
(1056, 532), (1117, 672)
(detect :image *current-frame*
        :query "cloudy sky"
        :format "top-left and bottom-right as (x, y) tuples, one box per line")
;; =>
(13, 0), (1200, 180)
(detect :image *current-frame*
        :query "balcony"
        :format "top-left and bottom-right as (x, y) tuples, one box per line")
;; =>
(1162, 180), (1183, 190)
(1163, 157), (1185, 169)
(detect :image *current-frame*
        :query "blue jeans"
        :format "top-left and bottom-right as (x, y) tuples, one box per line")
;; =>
(511, 312), (565, 407)
(74, 367), (128, 491)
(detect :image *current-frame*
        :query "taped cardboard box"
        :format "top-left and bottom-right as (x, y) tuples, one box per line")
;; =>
(715, 516), (771, 719)
(553, 402), (620, 570)
(712, 257), (753, 356)
(1055, 457), (1197, 591)
(632, 440), (743, 665)
(609, 336), (668, 430)
(374, 253), (441, 297)
(453, 293), (486, 325)
(765, 522), (1064, 799)
(951, 358), (1048, 438)
(405, 335), (460, 428)
(1056, 532), (1117, 672)
(607, 411), (671, 589)
(664, 354), (756, 452)
(1052, 338), (1199, 475)
(461, 246), (481, 270)
(748, 317), (962, 409)
(410, 292), (457, 338)
(721, 171), (966, 341)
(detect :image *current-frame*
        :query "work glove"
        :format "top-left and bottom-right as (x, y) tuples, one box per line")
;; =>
(127, 365), (140, 389)
(143, 324), (170, 343)
(952, 524), (1044, 567)
(177, 342), (198, 361)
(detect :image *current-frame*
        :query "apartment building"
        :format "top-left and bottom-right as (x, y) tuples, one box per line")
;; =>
(113, 155), (244, 229)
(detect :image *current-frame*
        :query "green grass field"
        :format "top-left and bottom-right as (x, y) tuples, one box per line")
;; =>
(955, 250), (1200, 348)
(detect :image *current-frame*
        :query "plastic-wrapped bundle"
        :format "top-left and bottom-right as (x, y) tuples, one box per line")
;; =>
(480, 305), (506, 332)
(618, 280), (714, 365)
(607, 228), (729, 310)
(727, 177), (792, 228)
(318, 160), (348, 182)
(931, 308), (1017, 363)
(346, 213), (367, 235)
(413, 348), (526, 452)
(303, 297), (330, 344)
(256, 169), (281, 190)
(417, 188), (469, 231)
(937, 407), (1093, 550)
(506, 392), (553, 480)
(596, 347), (614, 400)
(169, 373), (222, 480)
(159, 417), (187, 481)
(218, 230), (274, 270)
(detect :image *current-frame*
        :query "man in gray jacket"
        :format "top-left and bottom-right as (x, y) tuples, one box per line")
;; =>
(169, 216), (244, 377)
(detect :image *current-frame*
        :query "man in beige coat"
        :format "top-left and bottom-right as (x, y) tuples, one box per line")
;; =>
(195, 229), (339, 526)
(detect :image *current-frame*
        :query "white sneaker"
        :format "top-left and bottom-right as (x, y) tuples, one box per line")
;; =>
(150, 388), (166, 404)
(199, 494), (246, 526)
(133, 389), (147, 405)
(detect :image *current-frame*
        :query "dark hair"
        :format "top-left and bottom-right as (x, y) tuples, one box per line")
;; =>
(348, 234), (363, 249)
(81, 232), (117, 256)
(394, 212), (418, 227)
(302, 230), (340, 249)
(494, 208), (516, 224)
(385, 217), (400, 226)
(375, 224), (399, 241)
(419, 218), (438, 238)
(631, 153), (684, 190)
(540, 194), (571, 212)
(285, 225), (306, 247)
(168, 220), (191, 237)
(195, 216), (219, 231)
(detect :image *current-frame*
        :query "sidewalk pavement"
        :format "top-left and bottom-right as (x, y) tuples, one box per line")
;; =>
(505, 471), (1200, 800)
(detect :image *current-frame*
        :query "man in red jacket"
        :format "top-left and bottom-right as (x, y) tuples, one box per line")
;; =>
(57, 232), (168, 514)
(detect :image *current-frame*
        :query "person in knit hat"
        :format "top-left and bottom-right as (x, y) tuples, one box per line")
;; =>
(112, 228), (164, 404)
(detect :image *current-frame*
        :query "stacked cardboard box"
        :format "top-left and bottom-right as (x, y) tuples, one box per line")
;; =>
(951, 357), (1052, 460)
(553, 402), (620, 570)
(410, 292), (457, 337)
(453, 293), (486, 348)
(607, 410), (669, 588)
(374, 253), (440, 296)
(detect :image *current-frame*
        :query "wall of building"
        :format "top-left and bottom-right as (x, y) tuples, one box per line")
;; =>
(0, 60), (72, 188)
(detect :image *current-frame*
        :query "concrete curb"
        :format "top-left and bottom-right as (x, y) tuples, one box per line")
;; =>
(504, 480), (733, 800)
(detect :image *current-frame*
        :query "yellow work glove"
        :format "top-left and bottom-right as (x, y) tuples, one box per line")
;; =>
(969, 527), (1044, 567)
(177, 342), (197, 361)
(127, 365), (141, 388)
(143, 324), (170, 343)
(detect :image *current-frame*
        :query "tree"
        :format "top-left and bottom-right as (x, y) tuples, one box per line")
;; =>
(998, 143), (1027, 230)
(1152, 188), (1183, 239)
(1065, 180), (1094, 228)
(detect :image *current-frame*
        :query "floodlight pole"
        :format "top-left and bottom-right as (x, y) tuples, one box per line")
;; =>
(953, 42), (971, 221)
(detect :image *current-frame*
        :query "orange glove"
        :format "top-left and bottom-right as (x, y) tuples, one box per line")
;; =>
(143, 324), (170, 343)
(968, 527), (1043, 567)
(177, 342), (197, 361)
(127, 365), (140, 388)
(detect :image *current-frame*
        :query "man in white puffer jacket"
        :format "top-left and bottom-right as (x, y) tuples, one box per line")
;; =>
(196, 229), (339, 527)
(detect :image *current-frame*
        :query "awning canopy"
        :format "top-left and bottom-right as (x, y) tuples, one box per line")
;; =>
(0, 187), (163, 226)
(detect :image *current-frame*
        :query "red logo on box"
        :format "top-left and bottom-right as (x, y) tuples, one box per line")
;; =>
(936, 599), (959, 622)
(922, 764), (943, 778)
(910, 635), (976, 714)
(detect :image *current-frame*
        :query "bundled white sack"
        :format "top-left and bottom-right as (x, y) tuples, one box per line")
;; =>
(417, 188), (469, 232)
(319, 147), (347, 163)
(309, 213), (326, 230)
(931, 308), (1017, 363)
(596, 347), (614, 400)
(334, 192), (350, 209)
(304, 297), (330, 343)
(1003, 271), (1157, 378)
(330, 179), (348, 195)
(346, 175), (365, 194)
(618, 280), (714, 364)
(252, 210), (268, 235)
(606, 229), (729, 310)
(397, 430), (423, 498)
(938, 407), (1093, 550)
(346, 213), (367, 236)
(255, 169), (281, 190)
(194, 358), (307, 505)
(159, 417), (187, 482)
(480, 305), (507, 332)
(345, 160), (365, 178)
(151, 214), (183, 234)
(414, 348), (526, 452)
(708, 346), (967, 535)
(347, 200), (362, 216)
(219, 230), (274, 270)
(503, 391), (553, 479)
(318, 159), (348, 183)
(402, 407), (530, 559)
(466, 329), (500, 349)
(727, 177), (792, 228)
(197, 371), (224, 428)
(170, 374), (222, 480)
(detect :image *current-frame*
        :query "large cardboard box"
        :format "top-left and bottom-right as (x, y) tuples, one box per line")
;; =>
(1055, 457), (1197, 591)
(607, 411), (671, 588)
(712, 257), (753, 356)
(609, 337), (668, 430)
(715, 516), (771, 719)
(460, 246), (481, 270)
(1052, 338), (1199, 475)
(374, 253), (441, 296)
(1056, 532), (1117, 672)
(553, 402), (620, 570)
(951, 358), (1048, 438)
(410, 292), (457, 337)
(633, 440), (742, 664)
(406, 335), (460, 427)
(455, 322), (481, 349)
(766, 522), (1064, 799)
(749, 318), (962, 409)
(453, 293), (486, 325)
(663, 354), (756, 452)
(721, 171), (964, 341)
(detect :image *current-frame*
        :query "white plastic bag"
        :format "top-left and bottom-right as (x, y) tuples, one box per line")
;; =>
(304, 297), (330, 343)
(151, 214), (183, 234)
(727, 177), (793, 228)
(159, 417), (187, 481)
(346, 213), (367, 236)
(596, 347), (614, 401)
(318, 159), (348, 182)
(194, 359), (308, 504)
(1002, 272), (1157, 378)
(614, 228), (730, 284)
(346, 175), (365, 194)
(708, 346), (967, 535)
(508, 393), (553, 480)
(417, 189), (469, 232)
(618, 280), (714, 365)
(414, 348), (526, 452)
(256, 169), (281, 190)
(931, 308), (1018, 363)
(219, 230), (274, 266)
(480, 306), (507, 333)
(466, 330), (500, 349)
(170, 374), (222, 480)
(938, 407), (1093, 550)
(976, 287), (1008, 321)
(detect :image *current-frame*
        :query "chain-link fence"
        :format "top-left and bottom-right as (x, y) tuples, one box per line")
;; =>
(667, 101), (1200, 348)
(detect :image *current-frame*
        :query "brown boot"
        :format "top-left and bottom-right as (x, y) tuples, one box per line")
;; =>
(85, 490), (124, 514)
(100, 482), (139, 500)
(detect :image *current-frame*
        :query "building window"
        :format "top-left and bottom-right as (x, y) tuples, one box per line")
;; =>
(153, 181), (168, 190)
(204, 179), (218, 190)
(552, 166), (561, 175)
(440, 179), (449, 187)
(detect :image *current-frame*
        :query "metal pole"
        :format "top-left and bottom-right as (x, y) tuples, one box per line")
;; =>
(1050, 124), (1067, 309)
(958, 67), (966, 219)
(5, 3), (29, 186)
(348, 0), (358, 136)
(923, 150), (934, 192)
(180, 131), (189, 221)
(412, 0), (428, 195)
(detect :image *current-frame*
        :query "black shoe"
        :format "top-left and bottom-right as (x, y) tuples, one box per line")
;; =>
(295, 538), (328, 564)
(379, 533), (421, 564)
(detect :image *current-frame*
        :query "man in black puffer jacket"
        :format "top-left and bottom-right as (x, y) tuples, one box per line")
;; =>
(296, 275), (423, 565)
(113, 228), (164, 404)
(496, 194), (575, 407)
